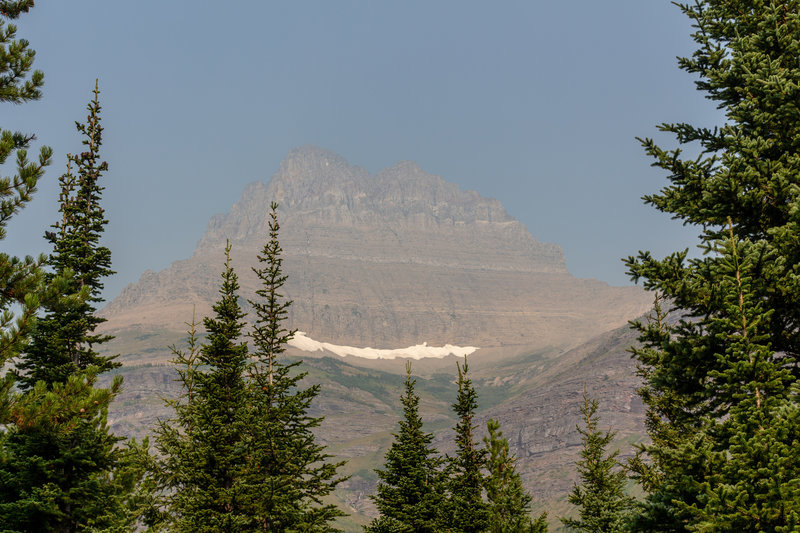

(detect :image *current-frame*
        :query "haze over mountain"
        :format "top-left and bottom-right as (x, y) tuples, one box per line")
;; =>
(96, 147), (654, 529)
(101, 145), (650, 353)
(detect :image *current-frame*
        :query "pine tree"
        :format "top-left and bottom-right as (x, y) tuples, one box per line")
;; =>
(0, 370), (137, 532)
(0, 0), (52, 408)
(17, 80), (118, 389)
(689, 225), (800, 530)
(440, 357), (490, 533)
(0, 83), (144, 532)
(153, 243), (253, 532)
(483, 419), (547, 533)
(242, 201), (345, 530)
(367, 362), (444, 533)
(153, 208), (346, 531)
(625, 1), (800, 530)
(561, 393), (632, 533)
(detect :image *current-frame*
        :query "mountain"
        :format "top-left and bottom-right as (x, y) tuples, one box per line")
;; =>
(97, 146), (654, 530)
(101, 145), (649, 353)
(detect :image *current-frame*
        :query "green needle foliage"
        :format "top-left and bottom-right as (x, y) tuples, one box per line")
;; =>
(0, 0), (51, 396)
(248, 202), (293, 388)
(155, 207), (346, 531)
(153, 243), (252, 532)
(0, 370), (135, 533)
(484, 419), (547, 533)
(17, 81), (118, 389)
(0, 83), (145, 532)
(244, 202), (345, 531)
(561, 393), (632, 533)
(367, 362), (444, 533)
(441, 357), (490, 533)
(626, 2), (800, 530)
(688, 227), (800, 531)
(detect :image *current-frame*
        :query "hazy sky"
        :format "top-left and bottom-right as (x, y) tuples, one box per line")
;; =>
(5, 1), (721, 301)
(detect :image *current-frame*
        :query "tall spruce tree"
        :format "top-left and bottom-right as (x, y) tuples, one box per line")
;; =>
(243, 202), (345, 530)
(0, 0), (52, 408)
(626, 1), (800, 530)
(483, 419), (547, 533)
(367, 362), (444, 533)
(561, 393), (632, 533)
(0, 83), (144, 532)
(17, 80), (118, 389)
(440, 357), (490, 533)
(153, 243), (252, 532)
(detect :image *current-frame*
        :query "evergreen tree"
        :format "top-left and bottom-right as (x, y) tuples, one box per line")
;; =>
(0, 370), (143, 533)
(691, 227), (800, 530)
(440, 357), (490, 533)
(154, 207), (346, 531)
(248, 202), (293, 388)
(17, 80), (118, 389)
(483, 419), (547, 533)
(242, 201), (345, 530)
(153, 243), (253, 532)
(367, 362), (444, 533)
(0, 0), (51, 404)
(561, 393), (632, 533)
(0, 84), (145, 533)
(626, 1), (800, 530)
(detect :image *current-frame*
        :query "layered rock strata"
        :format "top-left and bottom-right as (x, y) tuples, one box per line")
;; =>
(102, 145), (649, 349)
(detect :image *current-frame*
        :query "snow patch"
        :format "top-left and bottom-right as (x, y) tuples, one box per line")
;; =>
(288, 331), (478, 360)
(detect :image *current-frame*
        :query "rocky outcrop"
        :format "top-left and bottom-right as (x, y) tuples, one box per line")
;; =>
(101, 145), (650, 349)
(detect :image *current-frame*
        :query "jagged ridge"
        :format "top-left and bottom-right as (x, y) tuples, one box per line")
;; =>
(102, 146), (649, 350)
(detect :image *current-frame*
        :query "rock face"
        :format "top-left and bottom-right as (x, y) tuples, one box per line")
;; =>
(102, 146), (649, 349)
(473, 325), (646, 510)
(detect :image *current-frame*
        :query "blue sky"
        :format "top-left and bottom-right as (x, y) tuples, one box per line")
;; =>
(4, 1), (721, 300)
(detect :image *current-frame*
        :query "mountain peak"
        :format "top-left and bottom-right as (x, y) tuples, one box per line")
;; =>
(384, 159), (425, 176)
(102, 147), (651, 349)
(269, 146), (369, 207)
(283, 145), (352, 169)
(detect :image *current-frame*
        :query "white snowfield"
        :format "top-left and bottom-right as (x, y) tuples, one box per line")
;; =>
(288, 331), (478, 360)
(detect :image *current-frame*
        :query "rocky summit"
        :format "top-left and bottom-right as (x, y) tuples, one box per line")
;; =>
(101, 145), (650, 352)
